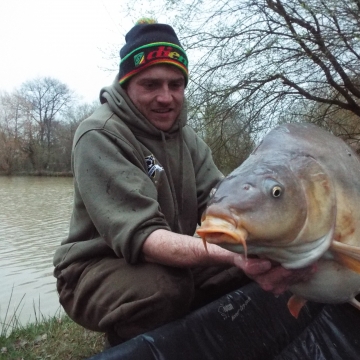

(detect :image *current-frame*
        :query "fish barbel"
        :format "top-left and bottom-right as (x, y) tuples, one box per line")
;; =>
(197, 123), (360, 317)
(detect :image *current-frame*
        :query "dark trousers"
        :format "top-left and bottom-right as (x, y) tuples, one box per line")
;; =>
(55, 257), (249, 340)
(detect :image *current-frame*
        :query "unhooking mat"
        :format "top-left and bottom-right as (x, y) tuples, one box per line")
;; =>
(88, 282), (360, 360)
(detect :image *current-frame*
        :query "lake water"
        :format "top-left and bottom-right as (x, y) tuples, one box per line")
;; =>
(0, 176), (73, 330)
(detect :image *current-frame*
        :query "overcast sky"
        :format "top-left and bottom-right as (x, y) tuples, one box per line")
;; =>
(0, 0), (160, 103)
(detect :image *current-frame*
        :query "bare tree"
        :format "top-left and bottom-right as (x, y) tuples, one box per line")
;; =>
(18, 77), (73, 169)
(52, 101), (99, 172)
(0, 92), (28, 173)
(0, 79), (97, 174)
(186, 83), (256, 174)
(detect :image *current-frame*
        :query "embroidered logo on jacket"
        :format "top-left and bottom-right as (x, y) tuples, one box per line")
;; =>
(145, 154), (164, 178)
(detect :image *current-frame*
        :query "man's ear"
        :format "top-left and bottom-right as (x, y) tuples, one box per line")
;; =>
(121, 81), (129, 91)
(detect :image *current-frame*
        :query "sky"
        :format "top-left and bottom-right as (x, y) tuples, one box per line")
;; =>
(0, 0), (160, 103)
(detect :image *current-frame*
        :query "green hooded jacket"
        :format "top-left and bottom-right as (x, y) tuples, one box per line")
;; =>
(53, 78), (223, 271)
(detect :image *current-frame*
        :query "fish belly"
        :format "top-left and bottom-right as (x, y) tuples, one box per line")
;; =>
(289, 259), (360, 304)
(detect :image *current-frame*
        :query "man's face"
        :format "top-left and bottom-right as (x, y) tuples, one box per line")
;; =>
(125, 65), (185, 131)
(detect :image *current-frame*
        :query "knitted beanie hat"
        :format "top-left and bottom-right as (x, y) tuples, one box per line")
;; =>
(119, 18), (188, 87)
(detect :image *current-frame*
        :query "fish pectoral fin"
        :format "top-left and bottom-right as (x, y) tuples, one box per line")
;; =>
(331, 241), (360, 274)
(349, 297), (360, 311)
(331, 240), (360, 260)
(287, 294), (308, 319)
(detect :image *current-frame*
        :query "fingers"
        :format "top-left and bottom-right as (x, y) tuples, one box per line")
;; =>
(254, 265), (317, 295)
(234, 255), (317, 295)
(234, 255), (272, 276)
(257, 267), (294, 294)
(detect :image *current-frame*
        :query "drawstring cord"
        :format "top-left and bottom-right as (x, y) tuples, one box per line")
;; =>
(161, 131), (183, 233)
(178, 127), (184, 216)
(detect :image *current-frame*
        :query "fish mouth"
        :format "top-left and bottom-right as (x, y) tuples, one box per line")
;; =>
(196, 216), (248, 257)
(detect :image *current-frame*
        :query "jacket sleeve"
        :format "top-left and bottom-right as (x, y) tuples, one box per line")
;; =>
(71, 127), (171, 264)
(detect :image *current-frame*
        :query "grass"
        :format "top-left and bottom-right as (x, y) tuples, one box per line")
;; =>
(0, 293), (104, 360)
(0, 315), (104, 359)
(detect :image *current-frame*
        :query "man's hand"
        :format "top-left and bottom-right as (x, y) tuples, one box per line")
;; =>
(234, 255), (317, 295)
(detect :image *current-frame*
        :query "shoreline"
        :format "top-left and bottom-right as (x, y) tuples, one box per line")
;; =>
(0, 172), (73, 177)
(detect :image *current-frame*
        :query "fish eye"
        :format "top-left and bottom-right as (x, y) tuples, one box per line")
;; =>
(272, 186), (282, 198)
(210, 187), (217, 197)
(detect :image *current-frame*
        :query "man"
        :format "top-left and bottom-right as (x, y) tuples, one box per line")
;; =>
(53, 19), (314, 347)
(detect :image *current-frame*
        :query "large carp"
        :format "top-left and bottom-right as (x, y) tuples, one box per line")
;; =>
(197, 123), (360, 317)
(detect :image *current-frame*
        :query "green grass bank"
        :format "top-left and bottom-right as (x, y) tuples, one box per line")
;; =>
(0, 314), (104, 360)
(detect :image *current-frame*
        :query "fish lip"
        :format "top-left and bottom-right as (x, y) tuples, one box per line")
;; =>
(196, 216), (248, 257)
(197, 227), (245, 243)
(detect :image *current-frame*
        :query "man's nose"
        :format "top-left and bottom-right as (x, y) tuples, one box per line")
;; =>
(157, 86), (172, 103)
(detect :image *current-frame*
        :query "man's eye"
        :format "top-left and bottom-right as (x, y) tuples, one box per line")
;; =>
(143, 82), (155, 89)
(170, 82), (183, 90)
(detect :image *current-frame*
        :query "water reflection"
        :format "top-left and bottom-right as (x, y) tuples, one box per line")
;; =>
(0, 176), (73, 328)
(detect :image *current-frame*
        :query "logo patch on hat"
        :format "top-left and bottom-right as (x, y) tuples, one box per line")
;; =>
(134, 52), (145, 67)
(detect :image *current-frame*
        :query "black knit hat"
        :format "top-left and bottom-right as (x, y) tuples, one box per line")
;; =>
(119, 18), (188, 87)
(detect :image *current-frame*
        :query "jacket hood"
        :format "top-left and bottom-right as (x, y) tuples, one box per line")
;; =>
(99, 75), (188, 138)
